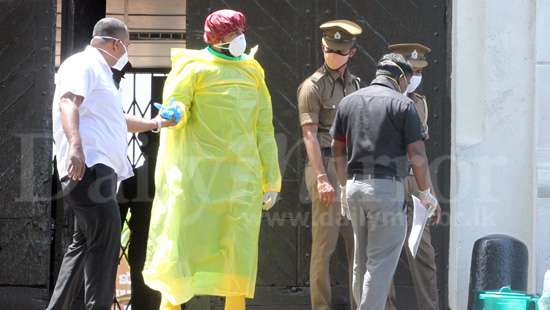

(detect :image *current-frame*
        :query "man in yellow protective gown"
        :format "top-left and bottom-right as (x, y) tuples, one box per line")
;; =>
(142, 9), (282, 310)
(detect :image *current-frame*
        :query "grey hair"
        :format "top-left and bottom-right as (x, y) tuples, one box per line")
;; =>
(92, 17), (128, 39)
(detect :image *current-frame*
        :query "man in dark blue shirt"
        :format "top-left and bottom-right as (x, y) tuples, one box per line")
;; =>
(330, 53), (441, 310)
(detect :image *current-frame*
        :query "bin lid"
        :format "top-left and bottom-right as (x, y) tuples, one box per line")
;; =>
(478, 286), (535, 302)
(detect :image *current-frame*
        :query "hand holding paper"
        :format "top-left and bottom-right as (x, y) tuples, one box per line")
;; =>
(408, 195), (430, 258)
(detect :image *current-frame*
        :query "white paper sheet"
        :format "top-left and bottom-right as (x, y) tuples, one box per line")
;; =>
(408, 195), (429, 258)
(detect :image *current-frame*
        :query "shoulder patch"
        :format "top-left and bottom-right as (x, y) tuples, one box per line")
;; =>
(310, 71), (325, 83)
(410, 92), (426, 100)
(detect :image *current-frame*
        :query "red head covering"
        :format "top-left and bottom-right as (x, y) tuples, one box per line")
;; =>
(203, 9), (247, 44)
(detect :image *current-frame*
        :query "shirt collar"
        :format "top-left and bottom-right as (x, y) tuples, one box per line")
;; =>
(321, 64), (352, 82)
(370, 75), (401, 92)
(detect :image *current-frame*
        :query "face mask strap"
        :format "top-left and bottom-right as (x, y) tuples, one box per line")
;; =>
(95, 47), (118, 61)
(323, 45), (352, 56)
(213, 42), (230, 49)
(94, 35), (121, 43)
(94, 36), (128, 52)
(213, 33), (244, 48)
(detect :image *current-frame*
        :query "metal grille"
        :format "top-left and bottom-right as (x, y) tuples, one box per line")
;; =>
(121, 72), (168, 169)
(114, 70), (167, 310)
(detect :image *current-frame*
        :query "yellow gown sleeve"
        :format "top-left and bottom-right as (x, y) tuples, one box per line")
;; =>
(161, 55), (196, 130)
(256, 74), (282, 193)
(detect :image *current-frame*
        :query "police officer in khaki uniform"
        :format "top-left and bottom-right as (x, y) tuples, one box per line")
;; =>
(386, 43), (440, 310)
(297, 20), (362, 310)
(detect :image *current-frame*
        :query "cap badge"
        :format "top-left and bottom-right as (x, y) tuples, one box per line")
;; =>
(411, 49), (419, 60)
(334, 31), (342, 40)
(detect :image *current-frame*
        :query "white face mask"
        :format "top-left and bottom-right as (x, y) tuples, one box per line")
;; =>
(215, 33), (247, 57)
(95, 36), (129, 70)
(406, 74), (422, 94)
(113, 43), (129, 71)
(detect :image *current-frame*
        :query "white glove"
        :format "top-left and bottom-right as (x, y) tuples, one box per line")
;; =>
(262, 192), (279, 211)
(418, 188), (438, 218)
(340, 185), (351, 220)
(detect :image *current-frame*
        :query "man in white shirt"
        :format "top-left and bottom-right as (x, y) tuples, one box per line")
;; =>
(47, 18), (177, 310)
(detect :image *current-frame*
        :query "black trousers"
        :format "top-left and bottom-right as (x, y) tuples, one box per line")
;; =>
(47, 164), (121, 310)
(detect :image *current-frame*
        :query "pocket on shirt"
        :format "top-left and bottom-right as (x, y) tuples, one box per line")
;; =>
(319, 96), (338, 123)
(320, 95), (339, 110)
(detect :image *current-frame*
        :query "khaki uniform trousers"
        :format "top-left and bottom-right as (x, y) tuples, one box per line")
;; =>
(387, 175), (439, 310)
(306, 157), (356, 310)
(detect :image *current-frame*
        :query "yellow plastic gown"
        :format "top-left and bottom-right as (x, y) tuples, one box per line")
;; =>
(143, 46), (282, 306)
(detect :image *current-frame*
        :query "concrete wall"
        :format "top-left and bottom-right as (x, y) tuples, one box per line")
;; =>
(450, 0), (537, 308)
(535, 0), (550, 293)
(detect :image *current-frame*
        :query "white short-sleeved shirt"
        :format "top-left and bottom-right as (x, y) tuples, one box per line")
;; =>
(53, 46), (133, 181)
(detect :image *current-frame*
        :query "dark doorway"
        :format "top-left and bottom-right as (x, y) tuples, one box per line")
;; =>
(185, 1), (451, 309)
(0, 0), (56, 308)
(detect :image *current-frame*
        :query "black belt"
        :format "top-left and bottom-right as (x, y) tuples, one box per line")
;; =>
(351, 173), (402, 181)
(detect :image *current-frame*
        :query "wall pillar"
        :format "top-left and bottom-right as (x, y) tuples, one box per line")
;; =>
(534, 0), (550, 294)
(450, 0), (537, 308)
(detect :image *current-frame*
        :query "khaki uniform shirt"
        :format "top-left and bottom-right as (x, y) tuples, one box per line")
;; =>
(408, 92), (429, 177)
(409, 92), (429, 139)
(297, 65), (361, 148)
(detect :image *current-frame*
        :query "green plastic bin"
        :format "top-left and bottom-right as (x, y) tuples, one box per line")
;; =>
(476, 287), (540, 310)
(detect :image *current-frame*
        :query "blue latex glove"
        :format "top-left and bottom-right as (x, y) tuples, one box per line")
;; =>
(153, 99), (182, 123)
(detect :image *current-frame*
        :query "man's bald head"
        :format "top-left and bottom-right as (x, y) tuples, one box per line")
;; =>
(92, 17), (128, 40)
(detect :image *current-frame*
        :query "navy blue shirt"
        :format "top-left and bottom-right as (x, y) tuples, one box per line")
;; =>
(330, 76), (424, 178)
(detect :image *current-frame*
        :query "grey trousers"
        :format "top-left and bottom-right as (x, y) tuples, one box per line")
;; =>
(347, 177), (407, 310)
(387, 175), (439, 310)
(47, 164), (121, 310)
